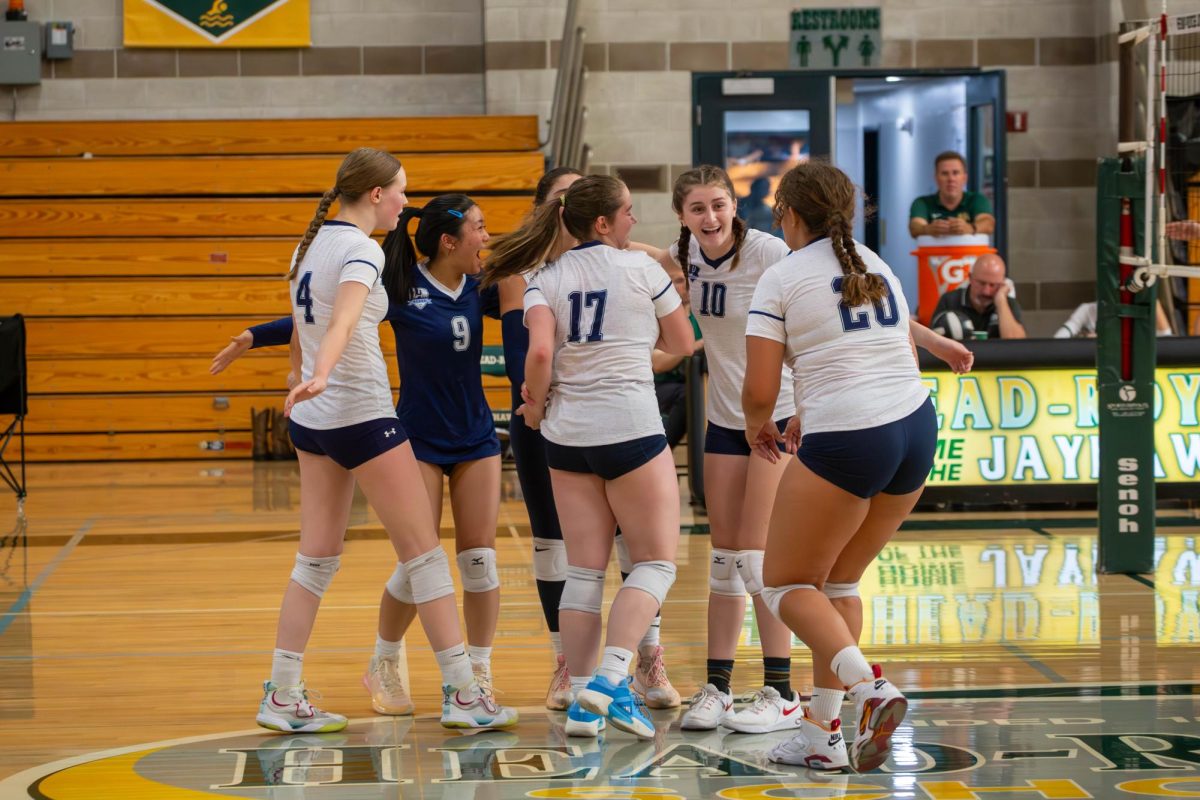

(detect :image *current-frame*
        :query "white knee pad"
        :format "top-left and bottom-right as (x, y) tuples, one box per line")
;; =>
(560, 565), (606, 614)
(385, 561), (414, 604)
(291, 553), (340, 598)
(457, 547), (500, 593)
(735, 550), (766, 596)
(405, 547), (456, 604)
(532, 537), (567, 582)
(623, 560), (677, 607)
(761, 583), (817, 621)
(708, 548), (745, 597)
(824, 581), (860, 600)
(615, 532), (633, 575)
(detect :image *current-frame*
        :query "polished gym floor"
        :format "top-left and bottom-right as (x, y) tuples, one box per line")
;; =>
(1, 461), (1198, 799)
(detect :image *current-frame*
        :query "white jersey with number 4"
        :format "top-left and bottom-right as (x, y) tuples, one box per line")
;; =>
(670, 229), (795, 429)
(289, 221), (395, 430)
(524, 242), (682, 447)
(746, 237), (928, 435)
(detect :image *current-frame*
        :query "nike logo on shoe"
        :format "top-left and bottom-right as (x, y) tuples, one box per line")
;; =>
(829, 734), (842, 746)
(781, 701), (802, 717)
(874, 679), (887, 690)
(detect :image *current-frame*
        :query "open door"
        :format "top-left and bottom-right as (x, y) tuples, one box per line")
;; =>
(966, 70), (1007, 260)
(694, 73), (834, 238)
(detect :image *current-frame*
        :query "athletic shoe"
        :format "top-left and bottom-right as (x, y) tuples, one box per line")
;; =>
(256, 680), (347, 734)
(362, 655), (414, 715)
(722, 686), (805, 733)
(440, 682), (519, 730)
(632, 645), (681, 708)
(768, 711), (848, 769)
(679, 683), (734, 730)
(577, 674), (655, 739)
(846, 666), (907, 772)
(472, 660), (495, 700)
(564, 699), (607, 737)
(546, 654), (573, 711)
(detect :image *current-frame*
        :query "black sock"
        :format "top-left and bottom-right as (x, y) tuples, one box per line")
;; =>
(535, 579), (565, 632)
(707, 658), (735, 695)
(764, 656), (793, 699)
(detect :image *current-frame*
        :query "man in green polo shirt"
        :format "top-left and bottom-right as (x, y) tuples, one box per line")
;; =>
(909, 151), (996, 238)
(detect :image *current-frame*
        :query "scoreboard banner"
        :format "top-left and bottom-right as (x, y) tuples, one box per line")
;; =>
(124, 0), (310, 48)
(922, 367), (1200, 486)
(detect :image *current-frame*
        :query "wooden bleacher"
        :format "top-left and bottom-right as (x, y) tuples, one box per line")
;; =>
(0, 116), (540, 461)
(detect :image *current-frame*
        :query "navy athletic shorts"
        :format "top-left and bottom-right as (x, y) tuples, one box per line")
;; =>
(288, 417), (409, 470)
(796, 398), (937, 499)
(410, 435), (502, 476)
(544, 434), (668, 481)
(705, 418), (790, 456)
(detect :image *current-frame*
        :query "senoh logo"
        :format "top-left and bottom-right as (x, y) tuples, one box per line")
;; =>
(1118, 456), (1140, 533)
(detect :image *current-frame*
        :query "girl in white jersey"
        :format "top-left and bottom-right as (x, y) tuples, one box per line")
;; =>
(486, 175), (694, 739)
(657, 166), (803, 734)
(259, 148), (515, 733)
(743, 161), (935, 771)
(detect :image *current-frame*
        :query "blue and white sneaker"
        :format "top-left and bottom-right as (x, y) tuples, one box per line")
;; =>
(577, 674), (655, 739)
(440, 682), (519, 730)
(564, 699), (607, 737)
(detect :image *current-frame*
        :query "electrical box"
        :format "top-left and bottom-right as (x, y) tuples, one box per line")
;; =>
(0, 21), (41, 86)
(44, 21), (72, 60)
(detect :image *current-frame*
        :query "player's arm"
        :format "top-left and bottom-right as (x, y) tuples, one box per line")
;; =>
(286, 281), (370, 413)
(518, 304), (555, 429)
(497, 275), (527, 315)
(288, 321), (301, 390)
(656, 305), (695, 357)
(743, 335), (786, 463)
(910, 320), (973, 373)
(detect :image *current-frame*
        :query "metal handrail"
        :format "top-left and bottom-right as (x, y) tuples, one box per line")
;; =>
(547, 1), (587, 169)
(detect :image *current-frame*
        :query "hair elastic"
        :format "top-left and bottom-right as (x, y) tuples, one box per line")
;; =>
(560, 195), (566, 206)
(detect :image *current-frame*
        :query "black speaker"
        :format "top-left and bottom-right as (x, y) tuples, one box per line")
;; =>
(0, 315), (27, 417)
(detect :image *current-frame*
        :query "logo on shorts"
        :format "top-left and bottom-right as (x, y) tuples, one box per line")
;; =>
(384, 428), (397, 438)
(408, 288), (432, 310)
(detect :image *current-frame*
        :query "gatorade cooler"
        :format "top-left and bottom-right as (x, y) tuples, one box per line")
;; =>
(911, 234), (995, 324)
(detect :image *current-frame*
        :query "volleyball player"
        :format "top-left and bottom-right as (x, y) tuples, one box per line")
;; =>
(486, 168), (681, 712)
(218, 194), (511, 720)
(486, 175), (694, 739)
(743, 161), (935, 770)
(258, 148), (514, 733)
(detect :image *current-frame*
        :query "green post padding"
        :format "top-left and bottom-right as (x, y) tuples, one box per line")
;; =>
(1095, 157), (1157, 574)
(480, 345), (506, 377)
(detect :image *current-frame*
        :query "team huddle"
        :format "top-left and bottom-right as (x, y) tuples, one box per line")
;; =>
(211, 148), (975, 772)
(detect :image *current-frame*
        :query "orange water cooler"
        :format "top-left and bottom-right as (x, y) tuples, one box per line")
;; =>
(911, 234), (996, 324)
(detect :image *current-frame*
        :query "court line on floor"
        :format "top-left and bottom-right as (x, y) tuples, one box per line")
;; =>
(1001, 642), (1067, 684)
(0, 519), (92, 638)
(1124, 572), (1155, 589)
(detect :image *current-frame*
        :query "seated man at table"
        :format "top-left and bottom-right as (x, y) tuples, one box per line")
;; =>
(909, 151), (996, 238)
(931, 254), (1026, 339)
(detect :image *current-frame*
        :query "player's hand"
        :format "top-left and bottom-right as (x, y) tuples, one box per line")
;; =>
(210, 330), (252, 375)
(520, 382), (534, 407)
(745, 420), (785, 463)
(284, 376), (327, 417)
(516, 402), (543, 430)
(930, 335), (974, 374)
(782, 416), (802, 454)
(1166, 220), (1200, 240)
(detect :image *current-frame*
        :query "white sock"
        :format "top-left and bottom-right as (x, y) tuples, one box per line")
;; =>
(549, 632), (563, 656)
(434, 644), (474, 690)
(808, 687), (845, 724)
(271, 648), (303, 687)
(468, 645), (492, 669)
(831, 645), (873, 687)
(569, 675), (590, 695)
(639, 616), (661, 651)
(597, 646), (634, 684)
(374, 635), (403, 661)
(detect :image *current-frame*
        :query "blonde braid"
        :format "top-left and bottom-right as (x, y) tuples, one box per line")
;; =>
(729, 215), (748, 271)
(675, 224), (692, 271)
(288, 187), (340, 280)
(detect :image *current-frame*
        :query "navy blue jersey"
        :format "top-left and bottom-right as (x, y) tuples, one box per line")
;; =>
(249, 265), (500, 464)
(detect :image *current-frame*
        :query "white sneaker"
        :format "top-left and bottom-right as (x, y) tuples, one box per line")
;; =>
(632, 646), (681, 709)
(362, 655), (414, 715)
(722, 686), (805, 733)
(769, 711), (849, 770)
(256, 680), (347, 734)
(846, 667), (907, 772)
(441, 682), (519, 730)
(545, 654), (572, 711)
(679, 683), (733, 730)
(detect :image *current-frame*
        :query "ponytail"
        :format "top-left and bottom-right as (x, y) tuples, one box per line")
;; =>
(674, 224), (691, 271)
(483, 198), (569, 287)
(289, 187), (339, 279)
(828, 211), (885, 307)
(381, 207), (425, 304)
